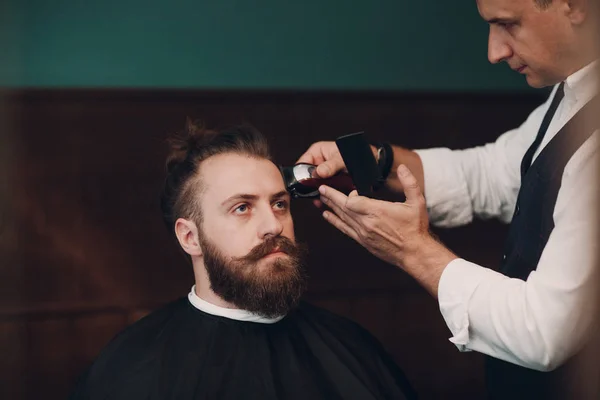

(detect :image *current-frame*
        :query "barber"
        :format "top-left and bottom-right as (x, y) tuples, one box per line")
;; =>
(297, 1), (599, 398)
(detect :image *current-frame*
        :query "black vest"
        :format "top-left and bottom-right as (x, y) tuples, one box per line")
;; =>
(485, 97), (598, 399)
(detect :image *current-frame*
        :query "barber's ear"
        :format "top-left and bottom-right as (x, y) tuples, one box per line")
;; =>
(566, 0), (589, 25)
(175, 218), (203, 257)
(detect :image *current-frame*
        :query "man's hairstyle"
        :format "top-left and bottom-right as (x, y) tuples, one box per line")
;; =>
(160, 120), (271, 233)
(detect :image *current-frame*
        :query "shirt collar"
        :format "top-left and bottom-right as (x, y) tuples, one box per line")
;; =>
(563, 60), (598, 103)
(187, 285), (285, 324)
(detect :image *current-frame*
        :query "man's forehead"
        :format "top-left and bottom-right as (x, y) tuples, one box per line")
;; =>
(199, 153), (287, 202)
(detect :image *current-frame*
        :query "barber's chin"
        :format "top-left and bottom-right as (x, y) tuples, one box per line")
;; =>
(524, 73), (548, 89)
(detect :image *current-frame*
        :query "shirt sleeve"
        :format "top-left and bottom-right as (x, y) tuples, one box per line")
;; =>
(437, 132), (599, 371)
(414, 93), (554, 228)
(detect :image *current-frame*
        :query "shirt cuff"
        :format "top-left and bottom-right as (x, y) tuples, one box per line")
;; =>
(438, 258), (492, 352)
(414, 148), (473, 227)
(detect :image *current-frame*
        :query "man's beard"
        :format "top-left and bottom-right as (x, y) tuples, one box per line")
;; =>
(200, 235), (308, 318)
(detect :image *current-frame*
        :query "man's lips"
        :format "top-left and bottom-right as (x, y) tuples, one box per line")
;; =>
(264, 248), (286, 258)
(515, 65), (527, 73)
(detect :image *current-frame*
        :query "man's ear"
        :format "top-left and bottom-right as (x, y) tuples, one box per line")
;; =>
(174, 218), (203, 257)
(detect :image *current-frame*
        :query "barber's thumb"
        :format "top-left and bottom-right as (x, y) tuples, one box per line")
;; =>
(316, 163), (330, 177)
(316, 161), (339, 178)
(397, 164), (421, 201)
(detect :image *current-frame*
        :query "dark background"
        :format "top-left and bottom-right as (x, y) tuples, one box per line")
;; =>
(0, 1), (550, 399)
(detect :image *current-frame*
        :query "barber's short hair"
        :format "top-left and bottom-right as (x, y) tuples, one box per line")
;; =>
(160, 120), (271, 233)
(535, 0), (553, 9)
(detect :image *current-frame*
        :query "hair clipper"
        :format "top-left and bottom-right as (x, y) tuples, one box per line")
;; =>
(280, 163), (355, 199)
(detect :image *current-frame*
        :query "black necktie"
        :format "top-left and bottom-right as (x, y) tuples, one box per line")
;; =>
(520, 82), (566, 178)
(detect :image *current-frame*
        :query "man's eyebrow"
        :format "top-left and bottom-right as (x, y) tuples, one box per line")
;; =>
(271, 191), (290, 201)
(221, 194), (258, 206)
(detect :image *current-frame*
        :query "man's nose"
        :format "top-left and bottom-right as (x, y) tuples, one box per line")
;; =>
(258, 209), (284, 239)
(488, 26), (513, 64)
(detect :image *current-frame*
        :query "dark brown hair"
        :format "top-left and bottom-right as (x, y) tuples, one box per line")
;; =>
(160, 120), (271, 233)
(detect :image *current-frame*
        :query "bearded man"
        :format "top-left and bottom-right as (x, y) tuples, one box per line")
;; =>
(68, 122), (416, 400)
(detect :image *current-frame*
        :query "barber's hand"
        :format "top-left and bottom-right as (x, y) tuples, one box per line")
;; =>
(318, 164), (456, 294)
(297, 140), (379, 208)
(296, 141), (347, 179)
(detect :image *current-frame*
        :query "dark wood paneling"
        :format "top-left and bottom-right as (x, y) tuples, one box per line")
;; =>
(0, 89), (546, 399)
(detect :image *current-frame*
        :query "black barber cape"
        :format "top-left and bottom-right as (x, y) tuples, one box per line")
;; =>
(70, 298), (416, 400)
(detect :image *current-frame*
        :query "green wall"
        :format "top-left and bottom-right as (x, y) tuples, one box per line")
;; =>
(1, 0), (532, 91)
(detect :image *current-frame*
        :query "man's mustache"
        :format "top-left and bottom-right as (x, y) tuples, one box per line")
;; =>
(234, 236), (300, 263)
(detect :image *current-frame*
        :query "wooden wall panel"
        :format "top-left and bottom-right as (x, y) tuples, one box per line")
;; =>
(0, 89), (546, 399)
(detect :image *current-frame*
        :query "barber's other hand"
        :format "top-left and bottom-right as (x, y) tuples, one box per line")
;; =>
(318, 164), (456, 293)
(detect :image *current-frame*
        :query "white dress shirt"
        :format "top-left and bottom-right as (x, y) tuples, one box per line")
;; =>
(415, 61), (599, 372)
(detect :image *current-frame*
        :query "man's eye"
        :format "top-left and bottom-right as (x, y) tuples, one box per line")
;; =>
(234, 204), (250, 214)
(274, 200), (288, 210)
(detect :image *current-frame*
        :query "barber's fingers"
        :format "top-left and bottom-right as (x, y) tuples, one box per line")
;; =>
(397, 164), (425, 206)
(344, 190), (376, 215)
(322, 210), (360, 243)
(327, 188), (387, 217)
(296, 142), (327, 165)
(295, 141), (346, 179)
(315, 157), (346, 179)
(318, 186), (362, 232)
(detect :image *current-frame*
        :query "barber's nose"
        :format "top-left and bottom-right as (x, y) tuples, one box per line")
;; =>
(488, 27), (512, 64)
(258, 209), (284, 239)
